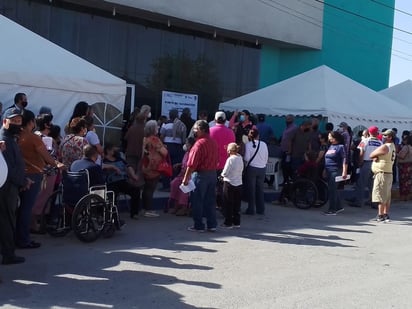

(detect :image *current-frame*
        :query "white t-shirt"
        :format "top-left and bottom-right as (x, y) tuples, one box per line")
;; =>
(358, 136), (382, 161)
(244, 140), (269, 168)
(208, 120), (230, 128)
(160, 122), (183, 144)
(0, 151), (8, 188)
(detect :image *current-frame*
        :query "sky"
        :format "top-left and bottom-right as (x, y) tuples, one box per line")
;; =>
(389, 0), (412, 86)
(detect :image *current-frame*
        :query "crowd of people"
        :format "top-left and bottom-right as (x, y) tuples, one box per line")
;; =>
(0, 93), (405, 265)
(278, 115), (401, 221)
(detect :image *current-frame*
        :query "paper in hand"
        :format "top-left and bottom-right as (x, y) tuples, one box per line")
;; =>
(179, 179), (196, 193)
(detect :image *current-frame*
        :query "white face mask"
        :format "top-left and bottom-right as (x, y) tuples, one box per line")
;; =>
(183, 144), (188, 152)
(147, 112), (151, 119)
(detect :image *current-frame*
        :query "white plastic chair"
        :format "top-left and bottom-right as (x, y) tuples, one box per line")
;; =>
(265, 157), (281, 190)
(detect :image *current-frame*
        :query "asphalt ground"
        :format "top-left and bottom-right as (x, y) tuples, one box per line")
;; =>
(1, 186), (412, 309)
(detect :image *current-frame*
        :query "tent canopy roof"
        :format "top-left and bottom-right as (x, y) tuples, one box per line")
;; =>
(379, 80), (412, 107)
(219, 65), (412, 122)
(0, 14), (125, 96)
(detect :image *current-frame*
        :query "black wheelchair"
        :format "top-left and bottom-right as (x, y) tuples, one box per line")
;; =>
(39, 170), (122, 242)
(278, 168), (329, 210)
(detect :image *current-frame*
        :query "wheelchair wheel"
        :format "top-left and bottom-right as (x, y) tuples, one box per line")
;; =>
(41, 190), (71, 237)
(72, 194), (106, 243)
(292, 179), (318, 209)
(313, 179), (329, 208)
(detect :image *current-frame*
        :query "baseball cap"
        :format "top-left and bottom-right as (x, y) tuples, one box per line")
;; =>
(368, 126), (379, 135)
(215, 111), (226, 121)
(3, 107), (23, 119)
(339, 122), (348, 128)
(382, 129), (395, 137)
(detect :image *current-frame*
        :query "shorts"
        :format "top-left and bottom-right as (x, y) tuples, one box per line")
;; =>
(372, 172), (392, 204)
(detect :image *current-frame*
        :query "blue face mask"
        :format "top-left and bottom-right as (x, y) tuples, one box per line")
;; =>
(239, 115), (245, 122)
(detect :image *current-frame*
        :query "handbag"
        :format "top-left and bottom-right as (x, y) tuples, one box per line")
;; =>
(24, 159), (48, 190)
(157, 154), (173, 177)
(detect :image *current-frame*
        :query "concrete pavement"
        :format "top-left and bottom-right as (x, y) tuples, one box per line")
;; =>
(1, 193), (412, 309)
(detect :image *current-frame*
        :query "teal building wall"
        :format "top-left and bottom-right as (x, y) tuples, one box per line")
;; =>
(259, 0), (395, 91)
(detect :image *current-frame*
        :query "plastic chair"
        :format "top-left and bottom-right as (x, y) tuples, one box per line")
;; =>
(265, 157), (281, 190)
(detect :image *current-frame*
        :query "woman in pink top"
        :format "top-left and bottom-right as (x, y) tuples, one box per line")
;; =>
(166, 137), (195, 216)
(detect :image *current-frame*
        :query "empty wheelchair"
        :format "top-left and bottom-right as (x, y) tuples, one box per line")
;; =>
(40, 170), (122, 242)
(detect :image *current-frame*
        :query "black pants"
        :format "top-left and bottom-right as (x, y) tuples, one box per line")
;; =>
(216, 169), (223, 209)
(107, 180), (141, 216)
(281, 152), (293, 183)
(222, 181), (242, 226)
(142, 177), (159, 211)
(0, 181), (18, 259)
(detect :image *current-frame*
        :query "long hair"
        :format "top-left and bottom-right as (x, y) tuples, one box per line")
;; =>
(248, 128), (259, 148)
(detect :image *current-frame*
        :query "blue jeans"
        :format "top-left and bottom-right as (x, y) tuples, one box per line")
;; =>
(190, 171), (217, 230)
(354, 161), (373, 204)
(17, 173), (42, 246)
(245, 166), (266, 214)
(326, 168), (342, 212)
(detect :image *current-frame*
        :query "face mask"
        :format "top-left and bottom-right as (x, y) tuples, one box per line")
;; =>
(21, 101), (28, 108)
(193, 132), (198, 139)
(6, 123), (22, 135)
(183, 144), (188, 152)
(338, 127), (344, 133)
(382, 137), (387, 143)
(239, 115), (245, 122)
(147, 112), (151, 119)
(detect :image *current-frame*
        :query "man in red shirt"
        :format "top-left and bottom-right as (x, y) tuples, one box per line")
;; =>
(182, 120), (219, 232)
(210, 111), (235, 210)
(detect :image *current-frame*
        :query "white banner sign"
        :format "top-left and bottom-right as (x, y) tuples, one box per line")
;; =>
(161, 90), (198, 118)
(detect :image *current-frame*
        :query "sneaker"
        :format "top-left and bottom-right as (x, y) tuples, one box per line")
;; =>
(220, 224), (233, 229)
(336, 208), (345, 214)
(207, 227), (217, 232)
(187, 226), (205, 233)
(143, 211), (160, 218)
(383, 214), (390, 222)
(323, 211), (336, 216)
(375, 215), (385, 222)
(233, 225), (241, 228)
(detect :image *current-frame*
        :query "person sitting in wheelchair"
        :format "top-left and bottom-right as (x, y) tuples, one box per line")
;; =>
(71, 145), (106, 186)
(296, 151), (319, 180)
(103, 143), (143, 219)
(71, 145), (125, 228)
(276, 151), (319, 205)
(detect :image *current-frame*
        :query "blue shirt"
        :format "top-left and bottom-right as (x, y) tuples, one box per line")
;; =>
(71, 158), (105, 186)
(256, 122), (274, 144)
(324, 144), (346, 171)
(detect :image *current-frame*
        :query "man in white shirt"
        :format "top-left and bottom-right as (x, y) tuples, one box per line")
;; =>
(347, 126), (382, 208)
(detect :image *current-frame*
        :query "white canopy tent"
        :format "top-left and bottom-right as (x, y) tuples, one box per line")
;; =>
(379, 80), (412, 108)
(219, 65), (412, 132)
(0, 14), (126, 130)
